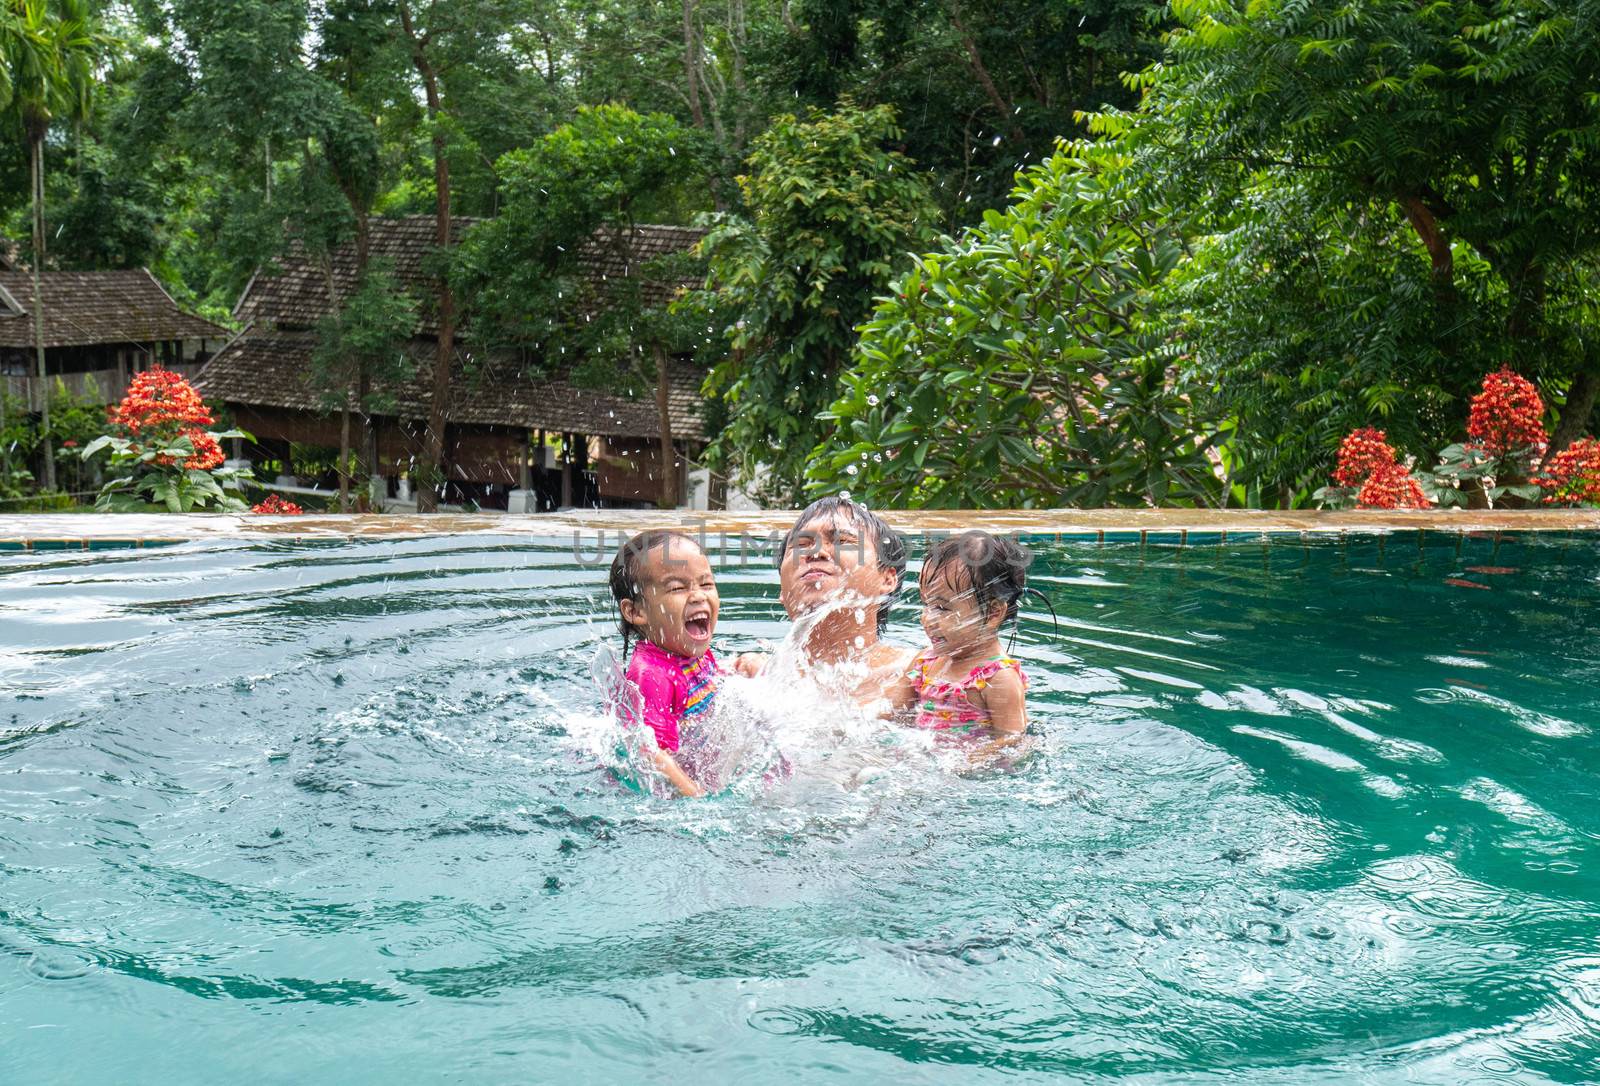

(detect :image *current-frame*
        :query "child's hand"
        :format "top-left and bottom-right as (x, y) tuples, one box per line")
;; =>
(733, 652), (767, 678)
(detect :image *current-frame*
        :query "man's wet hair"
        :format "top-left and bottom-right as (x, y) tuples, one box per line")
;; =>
(920, 530), (1031, 627)
(609, 529), (700, 656)
(779, 495), (907, 634)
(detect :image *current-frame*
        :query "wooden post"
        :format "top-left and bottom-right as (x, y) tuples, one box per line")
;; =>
(654, 345), (676, 507)
(520, 428), (533, 492)
(575, 433), (590, 507)
(560, 431), (573, 508)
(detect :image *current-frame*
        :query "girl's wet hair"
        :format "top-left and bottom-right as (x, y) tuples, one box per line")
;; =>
(609, 530), (701, 656)
(779, 495), (907, 634)
(921, 531), (1031, 627)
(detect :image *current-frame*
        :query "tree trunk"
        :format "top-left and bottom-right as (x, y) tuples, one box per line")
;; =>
(399, 3), (455, 514)
(1546, 369), (1600, 462)
(655, 345), (677, 508)
(351, 208), (373, 510)
(682, 0), (705, 129)
(31, 136), (56, 493)
(1400, 195), (1452, 287)
(944, 1), (1024, 145)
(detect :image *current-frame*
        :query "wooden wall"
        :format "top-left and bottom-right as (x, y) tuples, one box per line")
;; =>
(597, 436), (669, 504)
(229, 405), (528, 484)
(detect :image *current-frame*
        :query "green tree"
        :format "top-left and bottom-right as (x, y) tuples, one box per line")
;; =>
(1, 0), (100, 492)
(1096, 0), (1600, 496)
(455, 104), (706, 503)
(815, 145), (1219, 508)
(690, 101), (938, 505)
(778, 0), (1163, 218)
(309, 260), (420, 510)
(392, 0), (533, 510)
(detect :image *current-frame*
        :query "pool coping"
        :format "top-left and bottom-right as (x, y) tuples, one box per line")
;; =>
(3, 508), (1600, 552)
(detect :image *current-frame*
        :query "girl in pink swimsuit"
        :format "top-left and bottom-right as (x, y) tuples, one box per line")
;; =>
(608, 530), (721, 797)
(901, 531), (1030, 736)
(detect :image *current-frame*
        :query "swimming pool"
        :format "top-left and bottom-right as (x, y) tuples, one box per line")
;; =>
(3, 528), (1598, 1083)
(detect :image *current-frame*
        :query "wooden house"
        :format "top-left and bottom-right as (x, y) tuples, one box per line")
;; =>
(0, 268), (226, 410)
(194, 216), (710, 510)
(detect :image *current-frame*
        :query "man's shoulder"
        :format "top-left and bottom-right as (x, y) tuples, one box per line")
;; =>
(867, 641), (916, 670)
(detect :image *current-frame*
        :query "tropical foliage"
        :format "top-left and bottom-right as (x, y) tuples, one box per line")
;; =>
(821, 0), (1600, 508)
(6, 0), (1600, 511)
(815, 147), (1215, 508)
(690, 101), (940, 505)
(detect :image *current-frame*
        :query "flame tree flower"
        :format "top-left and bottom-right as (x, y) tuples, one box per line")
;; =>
(1430, 368), (1550, 508)
(1467, 367), (1547, 458)
(78, 367), (253, 512)
(1317, 427), (1429, 509)
(1356, 460), (1429, 510)
(1532, 438), (1600, 507)
(1332, 428), (1399, 487)
(250, 494), (305, 515)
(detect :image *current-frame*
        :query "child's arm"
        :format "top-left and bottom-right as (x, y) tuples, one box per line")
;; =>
(653, 750), (705, 798)
(732, 652), (767, 677)
(977, 667), (1027, 735)
(632, 661), (706, 798)
(879, 662), (917, 719)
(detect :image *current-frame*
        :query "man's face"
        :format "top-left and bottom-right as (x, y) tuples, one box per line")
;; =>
(778, 510), (897, 619)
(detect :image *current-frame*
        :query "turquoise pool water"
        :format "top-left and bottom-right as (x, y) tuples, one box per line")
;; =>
(2, 531), (1598, 1083)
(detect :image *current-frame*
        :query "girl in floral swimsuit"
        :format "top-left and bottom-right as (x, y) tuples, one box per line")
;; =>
(898, 531), (1030, 736)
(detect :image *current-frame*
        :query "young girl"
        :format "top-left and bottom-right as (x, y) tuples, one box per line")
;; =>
(609, 530), (721, 797)
(899, 531), (1030, 735)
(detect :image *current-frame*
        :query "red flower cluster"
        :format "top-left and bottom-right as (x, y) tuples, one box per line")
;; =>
(1356, 460), (1429, 509)
(1332, 428), (1397, 487)
(1532, 438), (1600, 506)
(110, 367), (214, 436)
(148, 429), (225, 470)
(1466, 367), (1546, 457)
(1330, 427), (1428, 508)
(251, 494), (304, 515)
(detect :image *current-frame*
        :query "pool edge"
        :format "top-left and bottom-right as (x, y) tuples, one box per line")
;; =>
(3, 508), (1600, 552)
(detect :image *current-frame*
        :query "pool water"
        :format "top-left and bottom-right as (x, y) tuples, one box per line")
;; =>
(2, 531), (1598, 1083)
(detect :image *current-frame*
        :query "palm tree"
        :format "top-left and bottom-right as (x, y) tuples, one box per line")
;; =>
(1, 0), (96, 493)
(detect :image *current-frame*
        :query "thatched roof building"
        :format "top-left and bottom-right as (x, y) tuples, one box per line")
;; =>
(0, 268), (226, 409)
(194, 216), (711, 509)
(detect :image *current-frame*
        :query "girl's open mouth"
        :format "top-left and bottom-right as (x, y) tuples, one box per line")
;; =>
(684, 615), (712, 640)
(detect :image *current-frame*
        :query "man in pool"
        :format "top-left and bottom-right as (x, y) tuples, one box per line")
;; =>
(738, 495), (913, 711)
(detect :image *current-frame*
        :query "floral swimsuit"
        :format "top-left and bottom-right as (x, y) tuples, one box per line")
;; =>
(908, 650), (1028, 732)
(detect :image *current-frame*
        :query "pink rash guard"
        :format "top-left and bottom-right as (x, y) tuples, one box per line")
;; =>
(624, 641), (720, 753)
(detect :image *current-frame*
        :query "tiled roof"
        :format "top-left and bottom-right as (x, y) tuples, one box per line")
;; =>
(194, 333), (707, 440)
(579, 223), (710, 308)
(0, 268), (227, 349)
(236, 216), (706, 332)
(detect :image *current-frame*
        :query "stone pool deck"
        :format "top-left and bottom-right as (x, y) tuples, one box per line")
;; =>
(2, 509), (1599, 552)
